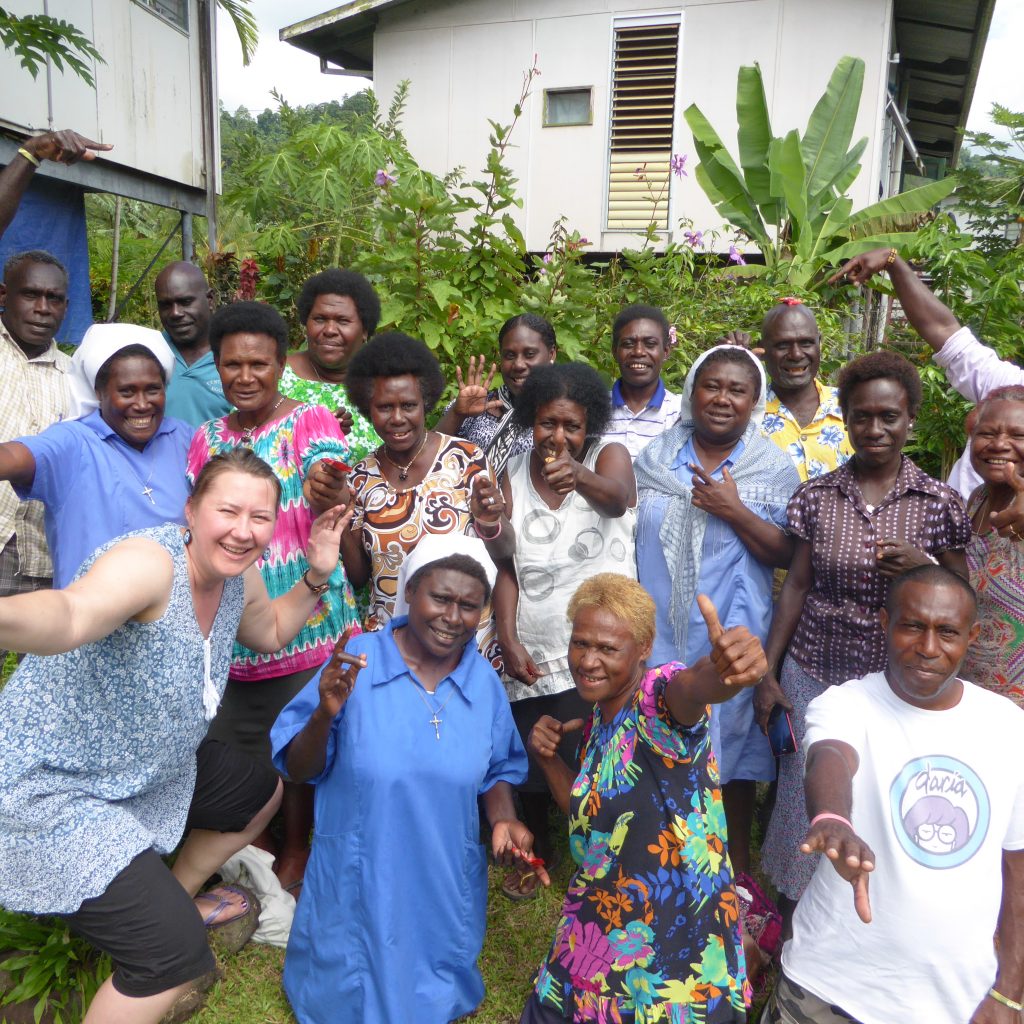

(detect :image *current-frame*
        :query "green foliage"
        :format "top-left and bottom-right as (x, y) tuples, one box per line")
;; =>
(0, 6), (103, 87)
(956, 104), (1024, 256)
(0, 910), (108, 1023)
(684, 57), (956, 287)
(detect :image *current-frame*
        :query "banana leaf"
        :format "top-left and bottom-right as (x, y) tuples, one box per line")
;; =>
(736, 64), (776, 215)
(843, 176), (957, 231)
(801, 56), (864, 199)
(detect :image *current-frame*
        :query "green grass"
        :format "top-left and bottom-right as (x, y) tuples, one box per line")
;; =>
(195, 853), (574, 1024)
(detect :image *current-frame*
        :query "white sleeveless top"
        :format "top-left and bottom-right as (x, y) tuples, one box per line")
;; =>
(504, 441), (637, 702)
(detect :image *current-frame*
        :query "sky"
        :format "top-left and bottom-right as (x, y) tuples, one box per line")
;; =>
(217, 0), (1024, 139)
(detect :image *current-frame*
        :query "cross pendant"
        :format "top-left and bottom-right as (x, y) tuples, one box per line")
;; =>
(142, 486), (155, 504)
(429, 712), (442, 740)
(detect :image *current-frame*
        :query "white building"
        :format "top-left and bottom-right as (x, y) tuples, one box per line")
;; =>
(282, 0), (993, 253)
(0, 0), (218, 246)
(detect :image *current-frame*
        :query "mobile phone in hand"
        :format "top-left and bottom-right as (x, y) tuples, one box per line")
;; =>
(321, 458), (352, 475)
(767, 705), (797, 757)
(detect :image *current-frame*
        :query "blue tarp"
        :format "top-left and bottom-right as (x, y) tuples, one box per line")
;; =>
(0, 170), (92, 345)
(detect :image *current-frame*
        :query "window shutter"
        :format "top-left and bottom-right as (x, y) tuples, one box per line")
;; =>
(607, 21), (680, 230)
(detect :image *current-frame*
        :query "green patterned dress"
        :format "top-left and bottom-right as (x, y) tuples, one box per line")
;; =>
(280, 364), (381, 463)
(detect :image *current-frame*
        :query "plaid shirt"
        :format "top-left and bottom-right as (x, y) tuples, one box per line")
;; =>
(0, 322), (72, 576)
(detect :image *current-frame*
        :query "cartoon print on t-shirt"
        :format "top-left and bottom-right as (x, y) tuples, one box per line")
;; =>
(889, 755), (990, 869)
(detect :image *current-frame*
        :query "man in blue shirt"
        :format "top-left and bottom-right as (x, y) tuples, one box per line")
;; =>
(154, 261), (231, 426)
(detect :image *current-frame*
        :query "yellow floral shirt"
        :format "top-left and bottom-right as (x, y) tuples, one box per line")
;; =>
(761, 379), (852, 481)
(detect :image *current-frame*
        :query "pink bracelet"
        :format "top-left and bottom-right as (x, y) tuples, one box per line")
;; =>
(810, 812), (853, 831)
(476, 518), (502, 540)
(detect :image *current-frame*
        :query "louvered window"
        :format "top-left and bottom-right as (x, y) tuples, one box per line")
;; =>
(607, 18), (680, 231)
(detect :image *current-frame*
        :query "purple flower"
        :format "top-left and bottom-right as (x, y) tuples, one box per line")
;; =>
(634, 164), (647, 180)
(670, 153), (688, 178)
(668, 324), (678, 348)
(542, 252), (553, 263)
(374, 169), (397, 187)
(728, 243), (747, 265)
(683, 230), (704, 249)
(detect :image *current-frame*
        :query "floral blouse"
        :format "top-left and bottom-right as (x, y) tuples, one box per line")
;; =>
(533, 663), (749, 1024)
(279, 365), (380, 464)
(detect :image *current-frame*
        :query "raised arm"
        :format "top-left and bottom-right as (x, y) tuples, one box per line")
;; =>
(829, 248), (960, 351)
(235, 505), (348, 653)
(664, 595), (767, 725)
(0, 130), (112, 241)
(0, 537), (173, 654)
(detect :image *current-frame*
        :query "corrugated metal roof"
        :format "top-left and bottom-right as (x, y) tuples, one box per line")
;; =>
(893, 0), (996, 168)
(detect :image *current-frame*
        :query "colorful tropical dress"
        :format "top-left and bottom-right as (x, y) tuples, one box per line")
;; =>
(187, 403), (359, 680)
(964, 490), (1024, 706)
(279, 365), (380, 463)
(532, 663), (749, 1024)
(349, 433), (500, 667)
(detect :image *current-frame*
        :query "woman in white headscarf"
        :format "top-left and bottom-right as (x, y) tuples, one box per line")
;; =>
(633, 345), (799, 883)
(0, 322), (193, 587)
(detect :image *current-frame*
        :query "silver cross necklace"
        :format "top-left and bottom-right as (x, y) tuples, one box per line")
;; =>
(407, 678), (456, 740)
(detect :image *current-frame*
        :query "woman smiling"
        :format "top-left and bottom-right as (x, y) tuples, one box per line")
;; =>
(634, 345), (798, 879)
(0, 323), (192, 588)
(961, 386), (1024, 705)
(339, 332), (510, 663)
(521, 575), (765, 1023)
(272, 543), (545, 1024)
(757, 351), (970, 912)
(494, 362), (635, 897)
(188, 301), (356, 894)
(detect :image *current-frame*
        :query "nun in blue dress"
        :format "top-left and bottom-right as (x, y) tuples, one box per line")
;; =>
(272, 535), (548, 1024)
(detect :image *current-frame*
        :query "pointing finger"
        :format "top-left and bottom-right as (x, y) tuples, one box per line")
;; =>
(696, 594), (725, 643)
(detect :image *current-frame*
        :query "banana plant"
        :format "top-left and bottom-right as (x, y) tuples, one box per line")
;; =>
(684, 56), (956, 287)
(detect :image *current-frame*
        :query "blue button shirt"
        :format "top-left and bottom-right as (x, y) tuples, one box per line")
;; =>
(637, 436), (786, 781)
(16, 411), (193, 587)
(163, 342), (231, 427)
(271, 619), (527, 1024)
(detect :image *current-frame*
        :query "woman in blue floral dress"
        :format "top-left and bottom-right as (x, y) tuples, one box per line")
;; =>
(521, 574), (766, 1024)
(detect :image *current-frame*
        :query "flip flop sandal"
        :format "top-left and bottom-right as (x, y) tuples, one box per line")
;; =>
(159, 967), (224, 1024)
(501, 866), (540, 903)
(195, 883), (261, 955)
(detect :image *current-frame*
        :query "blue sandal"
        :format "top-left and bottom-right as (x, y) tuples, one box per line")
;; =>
(195, 883), (261, 955)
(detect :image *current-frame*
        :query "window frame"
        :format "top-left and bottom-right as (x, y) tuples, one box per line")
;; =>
(542, 87), (595, 128)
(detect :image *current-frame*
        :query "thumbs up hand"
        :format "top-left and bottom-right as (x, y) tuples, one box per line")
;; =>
(697, 594), (766, 688)
(989, 464), (1024, 543)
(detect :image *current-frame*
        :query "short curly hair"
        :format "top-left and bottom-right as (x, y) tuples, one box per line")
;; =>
(345, 331), (447, 418)
(209, 301), (289, 362)
(568, 573), (655, 650)
(612, 304), (671, 348)
(512, 362), (612, 437)
(296, 268), (381, 336)
(837, 351), (922, 419)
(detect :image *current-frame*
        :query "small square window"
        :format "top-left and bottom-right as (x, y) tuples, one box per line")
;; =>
(135, 0), (188, 33)
(544, 88), (593, 127)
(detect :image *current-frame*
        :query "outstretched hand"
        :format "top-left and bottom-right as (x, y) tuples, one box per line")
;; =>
(317, 626), (367, 719)
(827, 249), (894, 288)
(454, 357), (502, 418)
(800, 818), (874, 924)
(988, 466), (1024, 542)
(697, 594), (766, 687)
(24, 129), (112, 165)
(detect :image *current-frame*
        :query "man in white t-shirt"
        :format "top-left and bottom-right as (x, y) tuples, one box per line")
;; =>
(762, 564), (1024, 1024)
